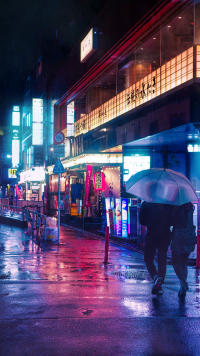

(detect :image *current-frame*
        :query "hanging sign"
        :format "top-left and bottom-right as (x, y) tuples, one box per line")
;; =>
(64, 175), (70, 214)
(84, 165), (93, 207)
(102, 167), (120, 198)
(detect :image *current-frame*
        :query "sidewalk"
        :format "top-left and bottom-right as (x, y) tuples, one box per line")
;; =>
(1, 223), (200, 355)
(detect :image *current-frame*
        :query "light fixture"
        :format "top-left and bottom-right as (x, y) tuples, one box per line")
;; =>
(153, 38), (156, 40)
(7, 155), (12, 158)
(178, 17), (181, 19)
(50, 147), (54, 152)
(168, 25), (171, 28)
(141, 48), (143, 50)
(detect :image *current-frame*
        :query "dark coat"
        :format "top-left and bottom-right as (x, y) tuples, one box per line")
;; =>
(139, 201), (173, 235)
(171, 202), (196, 253)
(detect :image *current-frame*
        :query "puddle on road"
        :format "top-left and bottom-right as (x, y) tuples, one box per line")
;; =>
(107, 265), (151, 282)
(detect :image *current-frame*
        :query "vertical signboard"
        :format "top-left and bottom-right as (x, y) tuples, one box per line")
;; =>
(12, 138), (20, 167)
(67, 102), (75, 137)
(80, 28), (98, 63)
(105, 198), (110, 228)
(102, 167), (120, 198)
(122, 199), (128, 238)
(32, 98), (43, 145)
(12, 106), (20, 168)
(64, 175), (70, 214)
(12, 106), (20, 126)
(34, 146), (43, 166)
(84, 165), (93, 207)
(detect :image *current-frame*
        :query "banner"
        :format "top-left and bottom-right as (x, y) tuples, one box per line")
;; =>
(122, 199), (128, 238)
(84, 165), (93, 207)
(64, 175), (70, 214)
(115, 198), (122, 236)
(102, 167), (120, 198)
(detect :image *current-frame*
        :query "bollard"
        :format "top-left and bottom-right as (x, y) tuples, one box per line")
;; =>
(32, 213), (35, 239)
(196, 230), (200, 268)
(104, 226), (110, 264)
(44, 217), (47, 241)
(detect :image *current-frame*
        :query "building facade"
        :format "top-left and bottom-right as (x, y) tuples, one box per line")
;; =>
(19, 0), (200, 238)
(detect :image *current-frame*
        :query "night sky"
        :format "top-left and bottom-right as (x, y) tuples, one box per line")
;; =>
(0, 0), (107, 124)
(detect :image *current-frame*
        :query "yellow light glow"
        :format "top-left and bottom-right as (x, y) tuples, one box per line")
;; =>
(46, 154), (123, 173)
(75, 46), (193, 137)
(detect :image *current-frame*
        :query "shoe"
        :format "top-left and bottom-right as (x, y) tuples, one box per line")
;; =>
(152, 277), (164, 295)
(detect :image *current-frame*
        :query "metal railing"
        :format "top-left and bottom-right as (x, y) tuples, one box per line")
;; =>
(0, 203), (23, 220)
(0, 203), (47, 241)
(22, 205), (47, 241)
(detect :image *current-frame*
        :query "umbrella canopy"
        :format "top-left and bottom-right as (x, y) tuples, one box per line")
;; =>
(126, 168), (198, 205)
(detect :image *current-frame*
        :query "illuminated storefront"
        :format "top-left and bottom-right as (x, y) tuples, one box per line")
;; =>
(47, 154), (122, 218)
(19, 167), (45, 201)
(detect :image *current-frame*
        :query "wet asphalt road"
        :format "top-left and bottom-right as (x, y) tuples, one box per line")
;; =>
(0, 224), (200, 355)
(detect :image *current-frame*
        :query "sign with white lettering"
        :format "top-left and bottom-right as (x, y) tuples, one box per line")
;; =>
(80, 28), (98, 63)
(32, 98), (43, 145)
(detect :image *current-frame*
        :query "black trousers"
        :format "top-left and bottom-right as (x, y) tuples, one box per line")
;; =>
(144, 233), (170, 280)
(172, 250), (190, 282)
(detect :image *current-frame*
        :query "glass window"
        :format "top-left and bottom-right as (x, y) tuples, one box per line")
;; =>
(73, 2), (194, 118)
(85, 68), (117, 113)
(74, 94), (86, 122)
(161, 3), (194, 65)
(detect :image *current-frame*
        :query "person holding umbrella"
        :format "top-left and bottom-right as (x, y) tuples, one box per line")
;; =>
(139, 201), (172, 295)
(171, 202), (196, 298)
(126, 167), (198, 296)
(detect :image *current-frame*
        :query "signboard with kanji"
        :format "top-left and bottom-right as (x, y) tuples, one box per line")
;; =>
(102, 167), (120, 198)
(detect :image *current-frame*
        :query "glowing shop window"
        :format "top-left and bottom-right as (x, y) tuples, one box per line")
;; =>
(123, 155), (150, 182)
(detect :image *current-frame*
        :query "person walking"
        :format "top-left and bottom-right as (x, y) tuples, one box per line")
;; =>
(171, 202), (196, 298)
(139, 201), (173, 295)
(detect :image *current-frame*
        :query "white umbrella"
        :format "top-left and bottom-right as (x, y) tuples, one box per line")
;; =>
(126, 168), (198, 205)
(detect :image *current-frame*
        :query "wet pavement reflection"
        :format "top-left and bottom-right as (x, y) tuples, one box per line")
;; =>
(0, 224), (200, 355)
